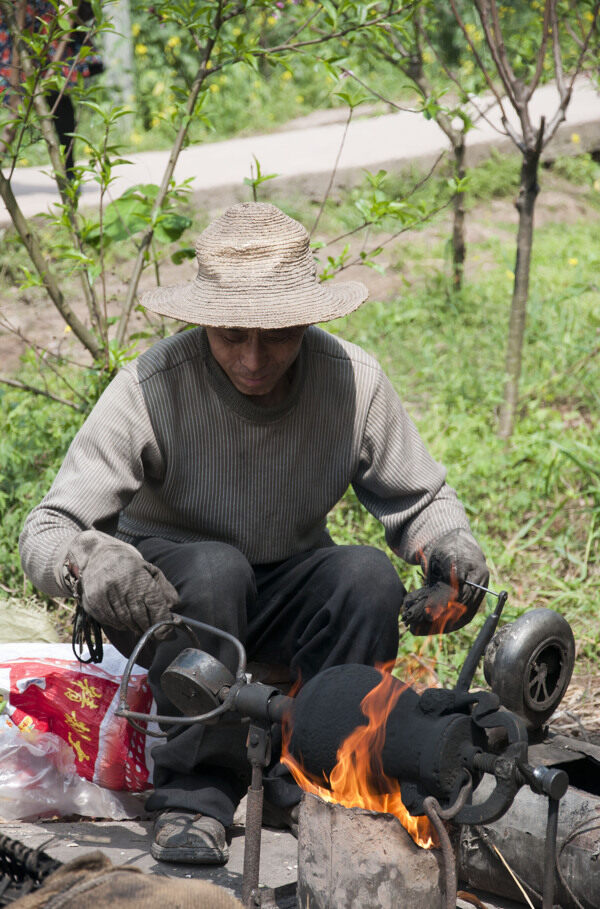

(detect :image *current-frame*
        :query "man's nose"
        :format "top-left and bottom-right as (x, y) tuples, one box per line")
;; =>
(241, 337), (267, 371)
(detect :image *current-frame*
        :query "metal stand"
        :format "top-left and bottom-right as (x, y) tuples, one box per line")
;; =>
(241, 723), (271, 908)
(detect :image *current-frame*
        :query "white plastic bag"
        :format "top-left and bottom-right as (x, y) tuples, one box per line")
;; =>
(0, 643), (155, 791)
(0, 716), (147, 821)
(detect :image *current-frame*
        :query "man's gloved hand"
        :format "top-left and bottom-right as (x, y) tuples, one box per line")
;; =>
(63, 530), (179, 636)
(402, 528), (489, 635)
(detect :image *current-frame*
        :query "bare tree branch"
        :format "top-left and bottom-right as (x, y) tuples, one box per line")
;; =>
(551, 0), (567, 101)
(310, 106), (353, 238)
(544, 2), (600, 146)
(0, 165), (102, 358)
(0, 313), (89, 397)
(448, 0), (507, 114)
(525, 0), (552, 101)
(319, 150), (446, 250)
(336, 196), (453, 272)
(501, 114), (527, 154)
(254, 4), (409, 57)
(0, 375), (85, 410)
(338, 67), (422, 113)
(488, 0), (521, 100)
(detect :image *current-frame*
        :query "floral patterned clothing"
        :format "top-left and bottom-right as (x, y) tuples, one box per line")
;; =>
(0, 1), (103, 99)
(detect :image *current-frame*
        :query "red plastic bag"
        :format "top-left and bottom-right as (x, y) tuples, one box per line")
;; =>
(0, 645), (153, 792)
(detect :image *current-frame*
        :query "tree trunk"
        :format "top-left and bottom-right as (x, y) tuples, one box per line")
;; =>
(451, 134), (466, 291)
(498, 148), (540, 440)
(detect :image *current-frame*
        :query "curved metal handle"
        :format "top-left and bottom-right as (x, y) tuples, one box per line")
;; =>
(115, 616), (248, 735)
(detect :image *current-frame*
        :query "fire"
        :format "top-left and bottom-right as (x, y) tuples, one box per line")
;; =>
(422, 586), (466, 635)
(281, 662), (437, 849)
(413, 550), (467, 635)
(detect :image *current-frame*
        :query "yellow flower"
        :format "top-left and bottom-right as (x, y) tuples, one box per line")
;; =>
(167, 35), (180, 49)
(506, 270), (514, 279)
(135, 43), (147, 56)
(205, 60), (212, 70)
(267, 15), (277, 25)
(585, 11), (594, 21)
(209, 83), (220, 93)
(295, 94), (304, 103)
(17, 157), (29, 166)
(568, 257), (578, 266)
(152, 81), (165, 97)
(571, 132), (581, 144)
(131, 23), (141, 37)
(281, 70), (292, 81)
(64, 325), (72, 334)
(232, 27), (242, 36)
(423, 50), (434, 64)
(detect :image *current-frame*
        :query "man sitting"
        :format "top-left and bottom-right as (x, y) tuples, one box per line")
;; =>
(20, 202), (488, 865)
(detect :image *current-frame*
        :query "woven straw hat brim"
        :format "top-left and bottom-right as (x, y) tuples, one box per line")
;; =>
(140, 277), (368, 328)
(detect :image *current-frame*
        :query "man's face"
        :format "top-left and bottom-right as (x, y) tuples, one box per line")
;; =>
(205, 326), (306, 407)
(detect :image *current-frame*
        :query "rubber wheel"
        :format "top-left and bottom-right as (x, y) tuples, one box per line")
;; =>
(483, 608), (575, 729)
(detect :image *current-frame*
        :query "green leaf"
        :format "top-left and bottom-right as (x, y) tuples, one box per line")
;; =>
(171, 247), (197, 265)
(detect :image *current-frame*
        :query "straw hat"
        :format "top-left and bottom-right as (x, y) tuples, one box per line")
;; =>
(139, 202), (368, 328)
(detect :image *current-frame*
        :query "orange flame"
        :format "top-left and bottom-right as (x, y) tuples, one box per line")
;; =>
(281, 662), (437, 849)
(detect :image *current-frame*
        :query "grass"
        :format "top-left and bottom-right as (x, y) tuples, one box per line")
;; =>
(1, 153), (599, 690)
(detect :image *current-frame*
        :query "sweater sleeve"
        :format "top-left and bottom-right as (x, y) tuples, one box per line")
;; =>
(19, 364), (163, 597)
(352, 367), (472, 565)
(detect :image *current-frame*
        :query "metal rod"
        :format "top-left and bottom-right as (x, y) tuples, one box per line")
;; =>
(543, 797), (560, 909)
(464, 580), (502, 598)
(456, 591), (508, 693)
(423, 797), (458, 909)
(242, 763), (264, 908)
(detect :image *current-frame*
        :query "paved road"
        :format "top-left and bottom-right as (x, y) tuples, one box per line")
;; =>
(2, 78), (600, 224)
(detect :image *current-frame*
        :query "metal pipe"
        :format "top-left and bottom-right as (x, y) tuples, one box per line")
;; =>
(423, 797), (457, 909)
(543, 797), (560, 909)
(242, 762), (264, 908)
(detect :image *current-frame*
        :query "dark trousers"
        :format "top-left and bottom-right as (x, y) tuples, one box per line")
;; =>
(46, 91), (76, 179)
(106, 541), (404, 827)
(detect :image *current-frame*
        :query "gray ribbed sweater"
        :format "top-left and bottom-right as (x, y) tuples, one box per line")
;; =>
(19, 326), (472, 597)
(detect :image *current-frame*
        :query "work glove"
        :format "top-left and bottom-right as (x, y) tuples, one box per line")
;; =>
(402, 528), (489, 635)
(63, 530), (179, 637)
